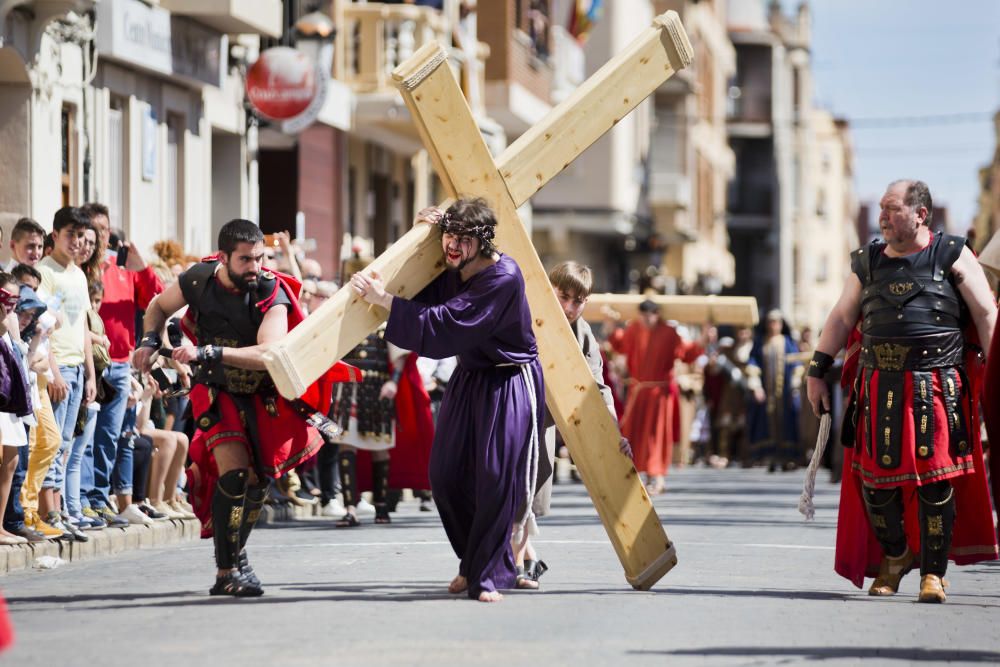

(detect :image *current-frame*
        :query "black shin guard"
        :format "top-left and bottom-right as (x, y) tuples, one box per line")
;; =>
(339, 450), (358, 508)
(917, 481), (955, 577)
(862, 486), (908, 558)
(212, 469), (248, 571)
(240, 481), (269, 550)
(372, 459), (390, 505)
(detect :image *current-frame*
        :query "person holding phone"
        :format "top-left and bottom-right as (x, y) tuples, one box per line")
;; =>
(78, 204), (163, 527)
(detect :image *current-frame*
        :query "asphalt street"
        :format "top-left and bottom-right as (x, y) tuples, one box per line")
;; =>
(4, 467), (1000, 666)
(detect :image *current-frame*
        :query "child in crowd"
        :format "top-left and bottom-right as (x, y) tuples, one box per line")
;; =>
(512, 261), (632, 589)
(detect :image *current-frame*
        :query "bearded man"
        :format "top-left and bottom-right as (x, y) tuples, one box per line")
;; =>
(351, 198), (544, 603)
(135, 219), (347, 596)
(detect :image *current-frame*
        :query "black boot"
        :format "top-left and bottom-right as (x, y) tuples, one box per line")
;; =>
(373, 459), (391, 524)
(237, 481), (269, 588)
(209, 469), (262, 597)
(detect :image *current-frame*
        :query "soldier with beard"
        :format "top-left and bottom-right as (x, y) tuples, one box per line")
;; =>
(135, 219), (339, 597)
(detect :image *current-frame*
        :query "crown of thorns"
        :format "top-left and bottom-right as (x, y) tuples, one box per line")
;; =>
(437, 212), (497, 254)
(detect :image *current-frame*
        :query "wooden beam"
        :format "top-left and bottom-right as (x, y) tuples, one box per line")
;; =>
(583, 294), (760, 327)
(392, 39), (680, 590)
(263, 12), (695, 408)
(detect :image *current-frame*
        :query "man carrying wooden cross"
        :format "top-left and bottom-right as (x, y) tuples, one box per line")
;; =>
(351, 198), (543, 603)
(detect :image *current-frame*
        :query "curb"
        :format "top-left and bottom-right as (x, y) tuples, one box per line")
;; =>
(0, 519), (201, 576)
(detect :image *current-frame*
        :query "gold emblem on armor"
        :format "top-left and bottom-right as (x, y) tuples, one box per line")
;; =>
(228, 506), (243, 532)
(958, 440), (968, 452)
(918, 445), (929, 456)
(199, 416), (211, 428)
(919, 380), (927, 399)
(927, 515), (944, 537)
(889, 281), (915, 296)
(886, 391), (894, 409)
(883, 428), (891, 448)
(920, 415), (928, 434)
(881, 454), (892, 465)
(872, 515), (887, 529)
(873, 343), (910, 371)
(946, 377), (955, 396)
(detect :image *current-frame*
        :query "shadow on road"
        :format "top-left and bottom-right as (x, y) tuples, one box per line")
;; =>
(629, 646), (1000, 662)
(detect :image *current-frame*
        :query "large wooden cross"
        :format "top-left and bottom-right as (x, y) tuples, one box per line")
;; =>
(582, 294), (760, 327)
(264, 12), (694, 590)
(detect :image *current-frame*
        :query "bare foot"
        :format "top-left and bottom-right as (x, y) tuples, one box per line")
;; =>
(478, 590), (503, 603)
(515, 577), (539, 590)
(448, 574), (468, 594)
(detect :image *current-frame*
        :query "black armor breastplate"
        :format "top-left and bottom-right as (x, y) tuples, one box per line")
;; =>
(179, 261), (282, 394)
(331, 329), (394, 439)
(853, 233), (967, 339)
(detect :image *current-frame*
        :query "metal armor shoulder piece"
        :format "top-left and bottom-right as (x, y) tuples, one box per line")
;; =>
(932, 234), (967, 282)
(851, 241), (884, 286)
(178, 261), (219, 307)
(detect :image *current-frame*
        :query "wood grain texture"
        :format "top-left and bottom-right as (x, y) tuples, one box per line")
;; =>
(583, 294), (760, 327)
(392, 35), (684, 590)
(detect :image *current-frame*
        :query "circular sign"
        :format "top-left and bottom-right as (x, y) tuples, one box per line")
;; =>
(246, 47), (317, 121)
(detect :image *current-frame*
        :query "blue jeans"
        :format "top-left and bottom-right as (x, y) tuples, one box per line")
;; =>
(3, 440), (29, 531)
(87, 362), (132, 508)
(64, 403), (99, 517)
(111, 405), (137, 497)
(43, 364), (85, 490)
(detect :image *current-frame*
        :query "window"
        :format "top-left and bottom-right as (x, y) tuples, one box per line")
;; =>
(61, 104), (78, 206)
(107, 97), (127, 230)
(166, 114), (184, 244)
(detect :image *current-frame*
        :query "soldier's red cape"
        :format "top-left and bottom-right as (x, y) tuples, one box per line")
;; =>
(389, 353), (435, 490)
(834, 324), (999, 588)
(181, 261), (357, 537)
(983, 321), (1000, 530)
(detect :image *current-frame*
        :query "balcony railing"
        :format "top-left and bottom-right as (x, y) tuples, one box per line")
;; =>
(335, 2), (487, 114)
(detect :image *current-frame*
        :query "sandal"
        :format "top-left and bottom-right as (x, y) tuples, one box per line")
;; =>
(209, 571), (264, 597)
(374, 504), (392, 524)
(238, 550), (261, 588)
(524, 559), (549, 582)
(335, 512), (360, 528)
(515, 565), (539, 590)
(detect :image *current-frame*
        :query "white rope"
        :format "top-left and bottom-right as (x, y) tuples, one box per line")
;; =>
(512, 364), (541, 543)
(798, 413), (832, 521)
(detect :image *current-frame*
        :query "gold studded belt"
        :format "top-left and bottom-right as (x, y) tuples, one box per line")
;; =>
(859, 332), (964, 371)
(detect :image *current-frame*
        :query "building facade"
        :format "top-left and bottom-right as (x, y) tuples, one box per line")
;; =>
(725, 0), (857, 328)
(0, 0), (280, 258)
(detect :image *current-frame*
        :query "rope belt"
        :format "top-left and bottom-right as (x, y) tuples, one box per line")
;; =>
(506, 362), (540, 542)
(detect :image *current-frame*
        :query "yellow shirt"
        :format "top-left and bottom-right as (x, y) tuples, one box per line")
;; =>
(38, 256), (90, 367)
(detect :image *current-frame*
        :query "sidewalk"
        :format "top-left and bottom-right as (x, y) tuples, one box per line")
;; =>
(0, 519), (200, 575)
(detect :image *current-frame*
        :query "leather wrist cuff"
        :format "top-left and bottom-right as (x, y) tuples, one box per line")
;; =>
(138, 331), (162, 350)
(197, 344), (222, 363)
(807, 351), (834, 378)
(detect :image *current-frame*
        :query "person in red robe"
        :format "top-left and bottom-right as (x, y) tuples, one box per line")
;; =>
(606, 299), (701, 494)
(807, 180), (998, 603)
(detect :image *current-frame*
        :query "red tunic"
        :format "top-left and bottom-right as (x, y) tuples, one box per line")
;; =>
(183, 269), (356, 537)
(835, 328), (998, 588)
(609, 320), (700, 476)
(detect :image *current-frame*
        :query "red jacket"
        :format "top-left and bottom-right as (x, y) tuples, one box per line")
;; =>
(99, 258), (163, 362)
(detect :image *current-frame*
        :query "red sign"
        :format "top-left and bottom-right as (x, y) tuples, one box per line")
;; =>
(246, 47), (317, 121)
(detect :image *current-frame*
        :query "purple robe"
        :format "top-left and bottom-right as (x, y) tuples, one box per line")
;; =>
(386, 254), (544, 598)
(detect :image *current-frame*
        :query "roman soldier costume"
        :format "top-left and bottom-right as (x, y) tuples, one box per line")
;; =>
(172, 259), (354, 594)
(827, 233), (998, 599)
